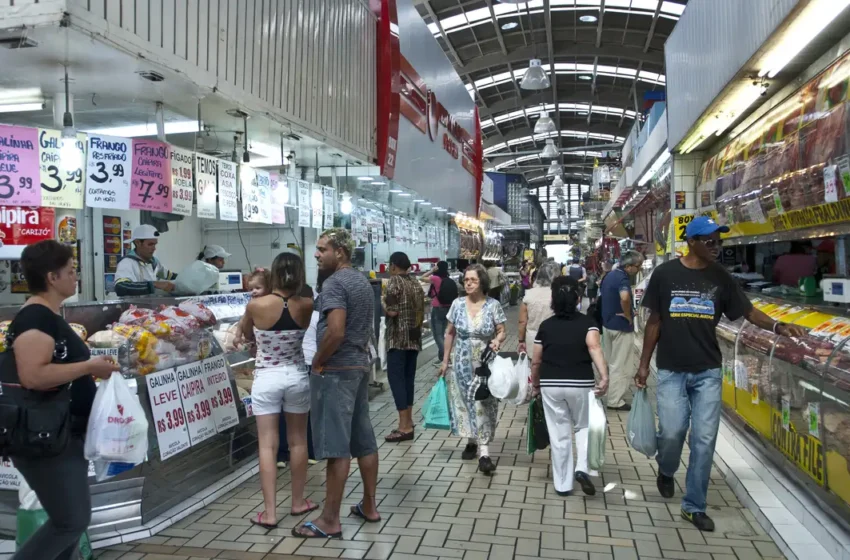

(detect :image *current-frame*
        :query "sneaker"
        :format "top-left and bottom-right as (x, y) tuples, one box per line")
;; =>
(308, 459), (318, 465)
(461, 443), (478, 460)
(608, 403), (632, 412)
(478, 456), (496, 474)
(657, 474), (675, 498)
(574, 471), (596, 496)
(681, 510), (715, 532)
(277, 461), (287, 468)
(556, 490), (572, 497)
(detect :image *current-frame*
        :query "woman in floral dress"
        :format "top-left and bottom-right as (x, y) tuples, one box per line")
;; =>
(439, 264), (507, 474)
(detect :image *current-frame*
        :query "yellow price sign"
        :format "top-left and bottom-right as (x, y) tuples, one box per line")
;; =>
(674, 214), (695, 242)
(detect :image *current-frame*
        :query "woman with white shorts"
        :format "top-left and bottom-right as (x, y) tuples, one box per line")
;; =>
(237, 252), (315, 529)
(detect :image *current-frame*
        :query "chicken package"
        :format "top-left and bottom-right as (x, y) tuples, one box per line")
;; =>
(70, 323), (88, 341)
(140, 313), (172, 339)
(111, 324), (159, 371)
(178, 301), (217, 327)
(159, 306), (201, 331)
(118, 306), (157, 327)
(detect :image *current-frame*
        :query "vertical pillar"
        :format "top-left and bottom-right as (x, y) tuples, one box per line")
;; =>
(836, 237), (848, 277)
(669, 151), (704, 258)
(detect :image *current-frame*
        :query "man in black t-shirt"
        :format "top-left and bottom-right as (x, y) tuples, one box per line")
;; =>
(636, 216), (806, 532)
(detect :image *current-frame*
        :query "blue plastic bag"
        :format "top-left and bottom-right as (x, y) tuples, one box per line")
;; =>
(424, 378), (451, 430)
(626, 389), (657, 457)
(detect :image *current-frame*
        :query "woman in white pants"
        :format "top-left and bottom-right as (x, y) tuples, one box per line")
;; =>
(531, 276), (608, 496)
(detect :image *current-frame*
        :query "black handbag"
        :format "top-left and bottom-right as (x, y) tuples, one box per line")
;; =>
(0, 336), (73, 460)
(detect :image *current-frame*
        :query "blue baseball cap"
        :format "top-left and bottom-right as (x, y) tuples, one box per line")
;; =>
(685, 216), (729, 238)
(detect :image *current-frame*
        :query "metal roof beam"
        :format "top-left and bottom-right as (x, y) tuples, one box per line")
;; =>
(644, 1), (663, 53)
(423, 1), (462, 66)
(480, 88), (639, 118)
(484, 0), (507, 56)
(483, 124), (627, 150)
(506, 62), (533, 130)
(596, 0), (606, 48)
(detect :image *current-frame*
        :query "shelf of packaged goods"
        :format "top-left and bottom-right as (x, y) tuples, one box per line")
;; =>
(745, 290), (850, 319)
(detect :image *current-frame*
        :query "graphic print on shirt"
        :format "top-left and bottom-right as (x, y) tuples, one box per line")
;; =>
(668, 287), (717, 319)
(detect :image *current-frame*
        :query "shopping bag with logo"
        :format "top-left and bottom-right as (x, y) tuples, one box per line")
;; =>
(424, 378), (451, 430)
(16, 479), (93, 559)
(626, 389), (657, 458)
(84, 373), (149, 465)
(488, 355), (517, 400)
(588, 390), (607, 470)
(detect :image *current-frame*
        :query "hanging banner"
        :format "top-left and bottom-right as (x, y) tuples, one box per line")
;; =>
(175, 360), (217, 446)
(240, 166), (259, 223)
(311, 184), (323, 229)
(38, 129), (85, 209)
(218, 160), (238, 221)
(146, 368), (191, 461)
(0, 125), (40, 207)
(323, 186), (335, 229)
(130, 139), (172, 212)
(202, 355), (239, 432)
(86, 134), (131, 209)
(194, 154), (219, 219)
(0, 206), (55, 259)
(271, 173), (287, 224)
(170, 147), (194, 216)
(254, 169), (272, 224)
(297, 181), (311, 227)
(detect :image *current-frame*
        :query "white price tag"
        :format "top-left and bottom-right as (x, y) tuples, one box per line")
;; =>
(90, 347), (119, 359)
(271, 173), (287, 224)
(194, 154), (219, 219)
(218, 160), (239, 222)
(176, 361), (218, 446)
(298, 181), (311, 227)
(202, 355), (240, 432)
(824, 165), (839, 203)
(85, 134), (131, 209)
(311, 184), (323, 229)
(146, 369), (191, 461)
(0, 458), (20, 489)
(323, 186), (335, 229)
(170, 147), (194, 216)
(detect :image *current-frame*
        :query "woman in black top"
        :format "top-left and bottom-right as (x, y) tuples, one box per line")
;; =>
(531, 276), (609, 497)
(11, 240), (119, 560)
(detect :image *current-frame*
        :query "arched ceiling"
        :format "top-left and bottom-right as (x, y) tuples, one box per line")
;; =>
(415, 0), (687, 223)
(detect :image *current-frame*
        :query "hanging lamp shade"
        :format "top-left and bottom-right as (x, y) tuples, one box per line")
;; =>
(553, 186), (564, 197)
(541, 139), (559, 159)
(520, 59), (550, 90)
(547, 161), (562, 175)
(534, 112), (556, 134)
(552, 176), (565, 189)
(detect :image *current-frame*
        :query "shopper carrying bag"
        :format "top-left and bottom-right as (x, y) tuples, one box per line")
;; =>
(424, 378), (451, 430)
(626, 389), (657, 458)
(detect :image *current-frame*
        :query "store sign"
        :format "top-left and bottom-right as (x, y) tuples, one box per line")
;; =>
(297, 181), (311, 227)
(86, 134), (131, 209)
(202, 355), (239, 432)
(0, 206), (55, 259)
(175, 360), (217, 446)
(0, 125), (40, 207)
(323, 186), (335, 229)
(218, 160), (238, 222)
(38, 129), (86, 209)
(170, 147), (194, 216)
(194, 154), (219, 219)
(145, 369), (191, 461)
(771, 413), (824, 485)
(130, 139), (172, 212)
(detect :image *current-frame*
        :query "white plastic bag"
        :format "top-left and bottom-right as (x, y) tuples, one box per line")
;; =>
(173, 260), (219, 295)
(509, 353), (533, 405)
(488, 355), (517, 399)
(588, 390), (607, 470)
(18, 478), (41, 511)
(84, 374), (149, 465)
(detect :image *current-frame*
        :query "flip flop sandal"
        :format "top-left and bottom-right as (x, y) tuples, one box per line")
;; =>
(350, 501), (382, 523)
(250, 512), (279, 530)
(291, 499), (320, 516)
(291, 521), (343, 539)
(384, 430), (414, 442)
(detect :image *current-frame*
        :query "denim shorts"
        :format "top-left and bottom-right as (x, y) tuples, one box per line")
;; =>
(309, 369), (378, 460)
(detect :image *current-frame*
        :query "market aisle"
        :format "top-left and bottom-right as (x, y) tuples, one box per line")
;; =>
(97, 306), (786, 560)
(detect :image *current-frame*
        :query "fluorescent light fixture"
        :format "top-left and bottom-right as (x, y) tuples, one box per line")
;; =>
(0, 102), (44, 113)
(83, 120), (199, 137)
(501, 21), (518, 30)
(541, 139), (559, 158)
(0, 88), (45, 113)
(340, 192), (352, 214)
(638, 150), (670, 186)
(421, 202), (432, 206)
(579, 75), (592, 81)
(534, 112), (556, 134)
(520, 59), (550, 90)
(398, 193), (412, 197)
(759, 0), (850, 78)
(357, 176), (373, 181)
(579, 15), (598, 23)
(448, 212), (457, 216)
(371, 181), (386, 185)
(681, 82), (766, 153)
(389, 189), (403, 193)
(414, 199), (425, 202)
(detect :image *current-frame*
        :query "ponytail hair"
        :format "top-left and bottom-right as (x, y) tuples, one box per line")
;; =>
(270, 252), (305, 294)
(551, 276), (580, 317)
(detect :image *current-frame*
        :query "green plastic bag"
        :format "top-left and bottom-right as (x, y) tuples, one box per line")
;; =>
(16, 508), (93, 559)
(526, 400), (535, 455)
(424, 378), (451, 430)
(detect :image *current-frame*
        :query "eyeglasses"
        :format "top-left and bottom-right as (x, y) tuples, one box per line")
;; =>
(464, 278), (479, 284)
(697, 238), (722, 248)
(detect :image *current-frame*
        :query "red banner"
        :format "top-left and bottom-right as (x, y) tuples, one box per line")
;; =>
(0, 206), (55, 259)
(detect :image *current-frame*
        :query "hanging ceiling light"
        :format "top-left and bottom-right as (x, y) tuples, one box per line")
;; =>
(520, 59), (550, 90)
(59, 68), (82, 171)
(340, 192), (352, 214)
(547, 161), (562, 175)
(534, 112), (556, 134)
(552, 176), (565, 189)
(540, 139), (559, 158)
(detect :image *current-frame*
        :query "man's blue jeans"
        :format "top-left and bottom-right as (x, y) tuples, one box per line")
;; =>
(656, 368), (722, 514)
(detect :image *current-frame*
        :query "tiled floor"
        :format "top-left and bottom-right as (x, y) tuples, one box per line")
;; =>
(97, 307), (786, 560)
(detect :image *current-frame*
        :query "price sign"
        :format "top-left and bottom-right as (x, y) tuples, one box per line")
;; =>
(0, 125), (40, 207)
(145, 369), (191, 461)
(808, 402), (821, 439)
(271, 173), (287, 224)
(240, 166), (260, 223)
(311, 184), (323, 229)
(255, 169), (272, 224)
(130, 139), (172, 212)
(175, 361), (217, 445)
(297, 181), (311, 227)
(202, 355), (239, 432)
(170, 147), (194, 216)
(86, 134), (131, 209)
(837, 155), (850, 195)
(195, 154), (219, 219)
(674, 214), (695, 242)
(90, 347), (119, 360)
(38, 129), (85, 209)
(218, 160), (238, 221)
(824, 164), (839, 203)
(0, 458), (20, 489)
(323, 186), (335, 229)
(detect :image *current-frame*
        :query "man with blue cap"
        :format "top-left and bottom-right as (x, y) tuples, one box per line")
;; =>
(635, 216), (806, 532)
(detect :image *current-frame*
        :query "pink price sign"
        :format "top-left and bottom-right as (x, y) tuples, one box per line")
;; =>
(0, 125), (41, 207)
(130, 139), (172, 212)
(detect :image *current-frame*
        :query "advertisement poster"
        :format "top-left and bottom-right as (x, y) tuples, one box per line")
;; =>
(297, 181), (311, 227)
(202, 355), (240, 432)
(130, 139), (172, 212)
(270, 174), (287, 224)
(86, 134), (131, 209)
(194, 154), (219, 219)
(175, 361), (217, 446)
(0, 125), (40, 207)
(323, 186), (335, 229)
(0, 206), (55, 260)
(217, 160), (238, 222)
(146, 369), (191, 461)
(170, 147), (194, 216)
(38, 128), (86, 209)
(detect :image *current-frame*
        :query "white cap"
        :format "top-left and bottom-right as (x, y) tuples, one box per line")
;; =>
(131, 224), (161, 241)
(202, 245), (231, 260)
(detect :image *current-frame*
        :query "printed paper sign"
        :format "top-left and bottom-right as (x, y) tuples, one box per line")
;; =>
(194, 154), (219, 219)
(0, 125), (40, 207)
(170, 147), (194, 216)
(202, 355), (239, 432)
(146, 369), (191, 461)
(86, 134), (131, 209)
(323, 186), (335, 229)
(0, 206), (55, 260)
(255, 169), (272, 224)
(130, 139), (172, 212)
(218, 160), (238, 221)
(90, 347), (119, 359)
(808, 402), (820, 439)
(781, 396), (790, 430)
(38, 129), (85, 209)
(175, 361), (217, 445)
(297, 181), (311, 227)
(0, 458), (20, 489)
(240, 166), (260, 222)
(271, 173), (287, 224)
(824, 165), (839, 203)
(311, 184), (323, 229)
